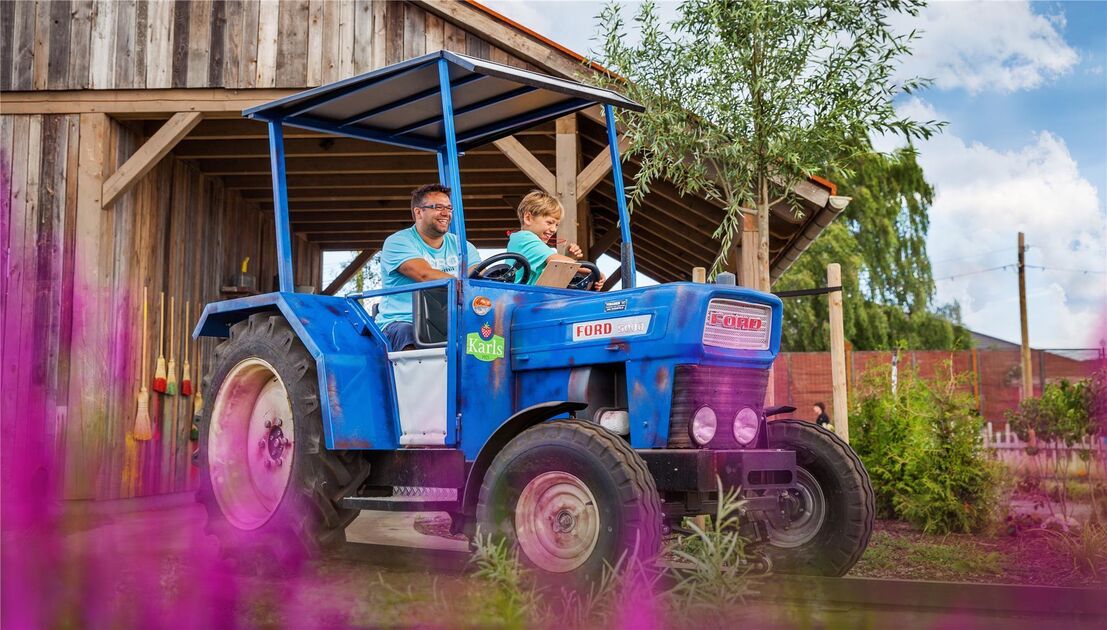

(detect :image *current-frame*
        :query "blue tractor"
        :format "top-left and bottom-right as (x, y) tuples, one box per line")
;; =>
(194, 51), (873, 582)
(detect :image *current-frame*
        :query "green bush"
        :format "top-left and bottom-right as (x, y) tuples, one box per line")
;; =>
(851, 362), (999, 534)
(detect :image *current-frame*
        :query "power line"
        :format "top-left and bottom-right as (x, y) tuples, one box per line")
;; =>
(934, 263), (1107, 281)
(930, 247), (1019, 266)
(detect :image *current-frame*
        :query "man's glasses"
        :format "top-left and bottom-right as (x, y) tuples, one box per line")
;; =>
(417, 204), (453, 212)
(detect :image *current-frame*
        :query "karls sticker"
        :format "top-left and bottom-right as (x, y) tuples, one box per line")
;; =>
(471, 296), (492, 316)
(604, 299), (628, 312)
(466, 322), (504, 361)
(571, 315), (652, 341)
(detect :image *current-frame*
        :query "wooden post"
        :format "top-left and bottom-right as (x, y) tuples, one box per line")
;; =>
(555, 114), (586, 250)
(691, 266), (708, 531)
(827, 263), (849, 442)
(739, 212), (758, 288)
(1018, 231), (1032, 399)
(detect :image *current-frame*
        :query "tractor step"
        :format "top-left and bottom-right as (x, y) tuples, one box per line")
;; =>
(340, 496), (459, 512)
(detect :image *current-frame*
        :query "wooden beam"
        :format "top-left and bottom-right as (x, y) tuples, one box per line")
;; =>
(101, 112), (204, 208)
(589, 226), (621, 260)
(576, 134), (629, 199)
(0, 88), (300, 116)
(601, 266), (622, 291)
(493, 136), (556, 195)
(412, 0), (601, 78)
(827, 263), (849, 443)
(740, 212), (759, 288)
(555, 114), (581, 248)
(322, 250), (374, 295)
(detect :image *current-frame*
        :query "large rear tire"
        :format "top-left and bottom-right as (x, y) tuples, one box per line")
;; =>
(196, 313), (368, 573)
(763, 419), (874, 576)
(476, 420), (662, 587)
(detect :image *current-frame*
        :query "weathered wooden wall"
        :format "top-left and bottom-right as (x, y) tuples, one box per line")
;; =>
(0, 0), (536, 94)
(1, 113), (321, 500)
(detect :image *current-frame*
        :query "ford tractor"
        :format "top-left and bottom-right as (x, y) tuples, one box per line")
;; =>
(194, 51), (874, 584)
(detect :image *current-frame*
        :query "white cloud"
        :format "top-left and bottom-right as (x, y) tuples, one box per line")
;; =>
(895, 1), (1079, 93)
(895, 99), (1107, 348)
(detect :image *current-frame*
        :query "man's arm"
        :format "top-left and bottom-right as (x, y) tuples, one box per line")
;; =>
(396, 258), (455, 282)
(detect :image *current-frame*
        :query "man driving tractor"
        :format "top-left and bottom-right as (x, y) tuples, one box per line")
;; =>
(375, 184), (481, 351)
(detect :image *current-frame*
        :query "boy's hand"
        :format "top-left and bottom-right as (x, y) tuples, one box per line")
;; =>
(592, 272), (606, 291)
(565, 242), (584, 259)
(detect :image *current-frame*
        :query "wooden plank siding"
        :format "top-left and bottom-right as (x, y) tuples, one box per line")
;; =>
(3, 1), (545, 93)
(0, 1), (597, 501)
(0, 113), (322, 500)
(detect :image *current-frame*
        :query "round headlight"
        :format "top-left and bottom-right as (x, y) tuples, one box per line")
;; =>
(733, 407), (760, 446)
(691, 406), (717, 445)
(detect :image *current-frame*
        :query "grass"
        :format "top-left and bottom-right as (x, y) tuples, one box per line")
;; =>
(857, 530), (1004, 579)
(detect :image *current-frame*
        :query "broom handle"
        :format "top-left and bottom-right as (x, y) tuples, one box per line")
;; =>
(141, 286), (148, 383)
(169, 296), (175, 359)
(159, 292), (165, 355)
(184, 302), (190, 357)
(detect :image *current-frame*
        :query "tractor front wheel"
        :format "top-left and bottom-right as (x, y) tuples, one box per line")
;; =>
(196, 313), (368, 573)
(763, 419), (874, 576)
(476, 420), (662, 587)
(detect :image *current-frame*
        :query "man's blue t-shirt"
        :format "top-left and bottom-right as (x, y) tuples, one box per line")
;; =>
(375, 226), (480, 328)
(506, 230), (556, 285)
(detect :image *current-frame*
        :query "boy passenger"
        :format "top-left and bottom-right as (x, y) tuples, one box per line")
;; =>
(506, 191), (604, 290)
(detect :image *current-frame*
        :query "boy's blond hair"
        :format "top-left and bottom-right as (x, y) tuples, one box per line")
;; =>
(516, 190), (563, 223)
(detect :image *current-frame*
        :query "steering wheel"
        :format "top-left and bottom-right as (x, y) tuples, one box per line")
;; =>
(470, 252), (533, 284)
(567, 261), (602, 291)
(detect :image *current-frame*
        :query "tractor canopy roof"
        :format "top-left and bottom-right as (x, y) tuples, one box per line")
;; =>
(244, 50), (642, 153)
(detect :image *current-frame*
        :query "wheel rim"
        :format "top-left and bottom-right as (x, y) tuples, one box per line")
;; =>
(514, 471), (600, 573)
(767, 467), (827, 548)
(208, 358), (295, 530)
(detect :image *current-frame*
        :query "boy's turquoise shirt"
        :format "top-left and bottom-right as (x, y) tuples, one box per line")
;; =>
(506, 230), (556, 285)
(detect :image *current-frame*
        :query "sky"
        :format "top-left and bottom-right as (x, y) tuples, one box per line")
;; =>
(326, 0), (1107, 349)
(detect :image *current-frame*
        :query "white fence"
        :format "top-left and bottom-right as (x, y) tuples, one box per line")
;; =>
(982, 423), (1105, 480)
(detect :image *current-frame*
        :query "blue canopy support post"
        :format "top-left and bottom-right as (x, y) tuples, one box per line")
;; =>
(267, 120), (295, 293)
(437, 57), (465, 447)
(604, 104), (636, 289)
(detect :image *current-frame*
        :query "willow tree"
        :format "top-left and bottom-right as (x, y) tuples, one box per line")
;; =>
(594, 0), (942, 286)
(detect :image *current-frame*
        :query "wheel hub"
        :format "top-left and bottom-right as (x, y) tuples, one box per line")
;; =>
(207, 358), (295, 530)
(514, 471), (599, 573)
(766, 467), (826, 548)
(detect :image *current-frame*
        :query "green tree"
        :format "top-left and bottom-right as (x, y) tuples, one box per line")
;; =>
(774, 145), (970, 350)
(594, 0), (942, 289)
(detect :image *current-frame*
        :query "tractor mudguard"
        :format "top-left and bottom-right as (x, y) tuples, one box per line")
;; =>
(458, 401), (588, 524)
(194, 292), (399, 450)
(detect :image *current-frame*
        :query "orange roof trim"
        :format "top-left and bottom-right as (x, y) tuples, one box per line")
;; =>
(809, 174), (838, 196)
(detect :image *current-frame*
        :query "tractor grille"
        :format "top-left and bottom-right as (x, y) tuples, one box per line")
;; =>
(668, 365), (769, 448)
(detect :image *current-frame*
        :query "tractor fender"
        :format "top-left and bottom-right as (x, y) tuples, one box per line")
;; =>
(194, 292), (398, 450)
(459, 401), (588, 523)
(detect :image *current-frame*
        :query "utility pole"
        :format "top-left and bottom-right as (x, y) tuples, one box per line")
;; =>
(1018, 232), (1033, 400)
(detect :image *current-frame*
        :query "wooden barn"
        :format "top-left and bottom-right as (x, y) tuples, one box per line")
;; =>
(1, 0), (842, 501)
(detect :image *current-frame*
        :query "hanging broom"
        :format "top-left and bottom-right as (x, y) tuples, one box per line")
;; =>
(166, 296), (178, 395)
(181, 302), (193, 396)
(153, 291), (167, 393)
(134, 286), (153, 441)
(191, 350), (204, 442)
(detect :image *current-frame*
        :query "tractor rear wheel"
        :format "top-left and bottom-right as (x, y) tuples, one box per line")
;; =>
(476, 420), (662, 587)
(763, 419), (874, 576)
(196, 313), (368, 573)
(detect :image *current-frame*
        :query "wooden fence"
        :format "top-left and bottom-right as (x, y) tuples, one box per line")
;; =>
(982, 423), (1105, 480)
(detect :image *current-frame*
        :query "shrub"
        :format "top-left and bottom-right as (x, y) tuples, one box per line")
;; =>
(851, 362), (999, 533)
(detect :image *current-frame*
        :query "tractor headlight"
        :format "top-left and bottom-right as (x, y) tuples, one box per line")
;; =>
(733, 407), (759, 446)
(691, 406), (717, 445)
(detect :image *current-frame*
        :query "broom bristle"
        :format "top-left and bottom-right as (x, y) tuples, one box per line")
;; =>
(166, 359), (178, 395)
(193, 390), (204, 416)
(181, 360), (192, 396)
(153, 357), (167, 393)
(134, 388), (153, 441)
